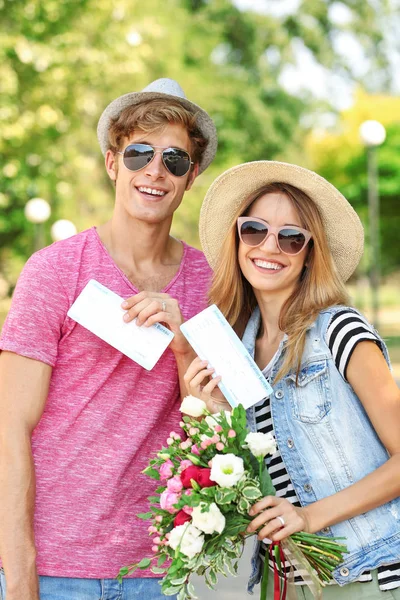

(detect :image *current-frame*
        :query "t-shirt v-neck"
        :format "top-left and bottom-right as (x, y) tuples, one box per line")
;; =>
(92, 226), (187, 294)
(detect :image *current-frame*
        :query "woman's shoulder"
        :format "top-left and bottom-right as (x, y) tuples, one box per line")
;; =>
(317, 305), (372, 330)
(317, 306), (384, 381)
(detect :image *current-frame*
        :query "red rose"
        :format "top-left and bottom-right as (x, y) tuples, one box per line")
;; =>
(180, 465), (202, 488)
(173, 510), (192, 527)
(197, 468), (215, 488)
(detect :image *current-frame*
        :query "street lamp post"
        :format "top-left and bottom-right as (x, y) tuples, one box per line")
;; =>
(24, 197), (51, 252)
(359, 120), (386, 331)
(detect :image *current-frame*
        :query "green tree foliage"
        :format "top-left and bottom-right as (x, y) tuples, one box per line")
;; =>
(306, 90), (400, 275)
(0, 0), (396, 287)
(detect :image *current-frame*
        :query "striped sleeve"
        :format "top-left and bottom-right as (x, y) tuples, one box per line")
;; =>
(325, 310), (384, 381)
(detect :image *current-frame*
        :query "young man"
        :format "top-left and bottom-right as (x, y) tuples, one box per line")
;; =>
(0, 79), (217, 600)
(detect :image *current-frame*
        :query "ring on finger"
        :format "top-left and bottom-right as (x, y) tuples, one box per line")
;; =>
(277, 515), (285, 527)
(161, 300), (167, 312)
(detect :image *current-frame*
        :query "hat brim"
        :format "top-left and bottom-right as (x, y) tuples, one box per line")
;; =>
(97, 91), (217, 175)
(199, 161), (364, 282)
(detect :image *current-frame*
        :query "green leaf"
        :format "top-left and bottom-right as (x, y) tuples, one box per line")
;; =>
(136, 511), (152, 520)
(138, 558), (151, 569)
(215, 487), (237, 504)
(187, 581), (198, 599)
(117, 566), (130, 579)
(158, 554), (168, 567)
(259, 467), (276, 497)
(225, 559), (236, 577)
(162, 585), (182, 596)
(177, 587), (187, 600)
(142, 467), (160, 480)
(238, 496), (251, 514)
(170, 575), (188, 585)
(207, 568), (217, 587)
(151, 566), (167, 574)
(241, 486), (262, 500)
(147, 495), (160, 503)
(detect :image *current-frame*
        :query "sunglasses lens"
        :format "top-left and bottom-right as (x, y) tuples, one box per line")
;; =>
(163, 148), (191, 176)
(240, 220), (269, 246)
(123, 144), (154, 171)
(278, 229), (307, 254)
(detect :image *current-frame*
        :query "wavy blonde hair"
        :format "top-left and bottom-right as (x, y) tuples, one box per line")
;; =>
(209, 183), (350, 382)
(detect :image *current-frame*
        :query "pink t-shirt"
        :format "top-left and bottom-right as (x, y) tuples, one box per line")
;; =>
(0, 227), (211, 578)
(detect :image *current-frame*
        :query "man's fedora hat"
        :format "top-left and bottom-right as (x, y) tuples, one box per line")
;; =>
(97, 78), (217, 174)
(199, 160), (364, 282)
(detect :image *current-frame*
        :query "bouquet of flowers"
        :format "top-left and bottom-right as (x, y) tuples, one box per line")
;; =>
(119, 397), (347, 600)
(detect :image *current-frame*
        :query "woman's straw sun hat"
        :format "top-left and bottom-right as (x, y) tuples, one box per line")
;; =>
(199, 161), (364, 282)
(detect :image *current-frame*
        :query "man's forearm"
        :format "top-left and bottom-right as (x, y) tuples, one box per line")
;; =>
(0, 431), (39, 599)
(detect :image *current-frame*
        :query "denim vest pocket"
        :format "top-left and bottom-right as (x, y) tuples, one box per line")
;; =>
(287, 359), (331, 423)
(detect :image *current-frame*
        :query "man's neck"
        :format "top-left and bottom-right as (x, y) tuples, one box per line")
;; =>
(96, 215), (184, 292)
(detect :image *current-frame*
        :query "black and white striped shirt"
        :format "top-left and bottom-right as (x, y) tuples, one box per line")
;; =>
(257, 310), (400, 590)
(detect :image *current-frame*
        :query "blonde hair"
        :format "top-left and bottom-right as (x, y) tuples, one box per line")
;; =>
(107, 98), (208, 167)
(209, 183), (350, 382)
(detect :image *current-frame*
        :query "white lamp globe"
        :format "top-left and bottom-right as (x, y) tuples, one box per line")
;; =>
(51, 219), (77, 241)
(359, 120), (386, 147)
(24, 198), (51, 224)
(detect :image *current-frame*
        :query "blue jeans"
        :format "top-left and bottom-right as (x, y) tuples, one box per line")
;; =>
(0, 570), (176, 600)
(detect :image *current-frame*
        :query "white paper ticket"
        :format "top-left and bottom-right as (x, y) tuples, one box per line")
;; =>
(67, 279), (174, 370)
(180, 305), (273, 409)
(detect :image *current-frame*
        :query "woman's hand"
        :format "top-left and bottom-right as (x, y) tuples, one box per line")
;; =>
(183, 356), (231, 414)
(121, 291), (190, 356)
(246, 496), (311, 542)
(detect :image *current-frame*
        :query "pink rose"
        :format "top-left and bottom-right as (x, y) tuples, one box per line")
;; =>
(179, 459), (194, 473)
(191, 444), (200, 455)
(160, 490), (180, 514)
(159, 459), (174, 480)
(167, 475), (183, 493)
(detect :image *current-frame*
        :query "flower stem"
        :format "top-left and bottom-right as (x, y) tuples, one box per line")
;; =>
(260, 555), (269, 600)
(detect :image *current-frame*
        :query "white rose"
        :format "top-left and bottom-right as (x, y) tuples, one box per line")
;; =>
(180, 395), (207, 418)
(210, 453), (244, 488)
(244, 432), (277, 458)
(167, 523), (205, 558)
(192, 502), (226, 534)
(204, 410), (232, 429)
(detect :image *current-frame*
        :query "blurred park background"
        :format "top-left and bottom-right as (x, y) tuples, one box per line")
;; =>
(0, 0), (400, 374)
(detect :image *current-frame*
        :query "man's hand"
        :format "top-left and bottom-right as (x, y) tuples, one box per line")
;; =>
(121, 291), (190, 356)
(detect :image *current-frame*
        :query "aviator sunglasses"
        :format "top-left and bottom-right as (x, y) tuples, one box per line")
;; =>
(237, 216), (312, 256)
(118, 143), (193, 177)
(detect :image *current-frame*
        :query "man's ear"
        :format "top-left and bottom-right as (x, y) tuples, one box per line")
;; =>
(185, 163), (199, 191)
(105, 149), (118, 182)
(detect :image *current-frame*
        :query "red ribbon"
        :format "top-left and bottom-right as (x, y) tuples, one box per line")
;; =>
(269, 541), (287, 600)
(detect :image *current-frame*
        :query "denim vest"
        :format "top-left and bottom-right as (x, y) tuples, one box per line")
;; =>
(245, 306), (400, 591)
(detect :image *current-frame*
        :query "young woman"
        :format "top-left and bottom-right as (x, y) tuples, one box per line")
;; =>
(184, 161), (400, 599)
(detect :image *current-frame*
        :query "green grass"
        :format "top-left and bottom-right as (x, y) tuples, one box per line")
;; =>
(385, 336), (400, 363)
